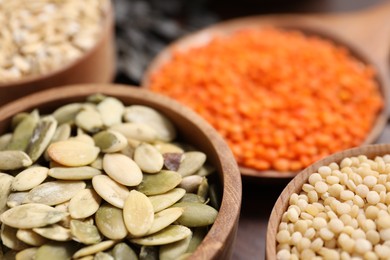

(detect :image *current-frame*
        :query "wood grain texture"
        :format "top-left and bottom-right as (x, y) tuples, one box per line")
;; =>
(142, 0), (390, 180)
(0, 84), (242, 260)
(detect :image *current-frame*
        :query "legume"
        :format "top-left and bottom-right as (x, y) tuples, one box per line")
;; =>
(149, 27), (383, 172)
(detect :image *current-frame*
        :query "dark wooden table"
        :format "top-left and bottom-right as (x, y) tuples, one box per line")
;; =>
(227, 0), (389, 259)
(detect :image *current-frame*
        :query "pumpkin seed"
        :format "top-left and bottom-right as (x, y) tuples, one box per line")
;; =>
(33, 224), (71, 241)
(11, 166), (48, 192)
(7, 192), (29, 208)
(179, 193), (205, 204)
(112, 242), (138, 260)
(47, 140), (100, 167)
(69, 133), (96, 146)
(186, 228), (207, 253)
(130, 225), (192, 246)
(154, 142), (184, 154)
(54, 202), (71, 228)
(35, 241), (78, 260)
(11, 112), (30, 130)
(163, 153), (183, 171)
(52, 103), (83, 124)
(159, 233), (192, 260)
(15, 247), (38, 260)
(177, 152), (206, 177)
(109, 123), (158, 143)
(51, 124), (72, 143)
(6, 110), (39, 151)
(93, 130), (128, 153)
(137, 170), (182, 196)
(16, 229), (47, 246)
(94, 252), (114, 260)
(1, 203), (68, 229)
(87, 93), (107, 103)
(26, 116), (57, 162)
(139, 246), (158, 260)
(73, 240), (116, 259)
(123, 190), (154, 237)
(75, 109), (103, 133)
(123, 105), (176, 142)
(24, 181), (86, 205)
(103, 153), (143, 186)
(197, 177), (209, 202)
(146, 207), (184, 235)
(78, 256), (94, 260)
(148, 188), (186, 213)
(69, 189), (101, 219)
(92, 175), (130, 209)
(70, 220), (102, 245)
(119, 143), (136, 159)
(173, 202), (218, 227)
(1, 224), (28, 250)
(97, 97), (124, 127)
(0, 151), (32, 171)
(195, 164), (215, 177)
(179, 175), (204, 193)
(48, 166), (102, 180)
(0, 173), (14, 214)
(95, 203), (127, 240)
(0, 133), (12, 151)
(90, 155), (103, 170)
(134, 143), (164, 174)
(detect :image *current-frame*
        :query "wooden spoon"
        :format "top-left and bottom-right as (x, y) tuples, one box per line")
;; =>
(142, 1), (390, 179)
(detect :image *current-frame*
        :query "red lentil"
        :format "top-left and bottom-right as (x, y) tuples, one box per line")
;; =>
(149, 28), (383, 172)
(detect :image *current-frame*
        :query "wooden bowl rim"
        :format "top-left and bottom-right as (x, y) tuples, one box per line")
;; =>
(141, 14), (389, 180)
(265, 143), (390, 260)
(0, 84), (242, 259)
(0, 2), (114, 88)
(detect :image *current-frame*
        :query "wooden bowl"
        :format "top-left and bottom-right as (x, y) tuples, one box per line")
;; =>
(0, 3), (116, 106)
(142, 2), (390, 180)
(266, 143), (390, 259)
(0, 84), (242, 260)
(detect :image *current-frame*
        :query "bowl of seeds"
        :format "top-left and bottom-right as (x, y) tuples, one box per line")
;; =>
(266, 143), (390, 259)
(0, 0), (115, 105)
(0, 84), (242, 259)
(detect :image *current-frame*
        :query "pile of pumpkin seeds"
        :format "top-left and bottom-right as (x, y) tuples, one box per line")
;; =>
(0, 94), (220, 260)
(0, 0), (109, 82)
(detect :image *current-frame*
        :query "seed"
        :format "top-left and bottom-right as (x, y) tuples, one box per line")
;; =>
(103, 153), (143, 186)
(0, 173), (14, 214)
(68, 189), (101, 219)
(16, 229), (47, 246)
(0, 133), (12, 151)
(186, 227), (207, 253)
(93, 130), (128, 153)
(179, 175), (204, 193)
(112, 242), (138, 260)
(134, 143), (164, 174)
(6, 111), (39, 151)
(92, 175), (130, 208)
(75, 109), (103, 133)
(48, 166), (102, 180)
(35, 242), (77, 260)
(72, 240), (116, 259)
(1, 224), (28, 250)
(155, 142), (184, 154)
(70, 220), (102, 245)
(177, 152), (207, 177)
(15, 247), (38, 260)
(173, 202), (218, 227)
(33, 224), (72, 241)
(0, 151), (32, 171)
(148, 188), (186, 212)
(11, 166), (48, 192)
(1, 203), (68, 229)
(123, 190), (154, 237)
(52, 103), (83, 125)
(146, 207), (184, 235)
(109, 123), (158, 143)
(95, 203), (127, 240)
(159, 233), (192, 260)
(137, 170), (182, 196)
(130, 225), (192, 246)
(47, 140), (100, 166)
(24, 181), (86, 205)
(179, 193), (205, 204)
(7, 192), (28, 208)
(94, 252), (114, 260)
(197, 177), (209, 202)
(97, 97), (125, 127)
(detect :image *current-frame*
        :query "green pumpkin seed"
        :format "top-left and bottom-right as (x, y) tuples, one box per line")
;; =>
(0, 173), (14, 214)
(16, 229), (47, 246)
(0, 151), (32, 171)
(11, 166), (48, 192)
(75, 109), (103, 133)
(95, 203), (127, 240)
(97, 97), (124, 127)
(1, 224), (28, 250)
(130, 225), (192, 246)
(7, 192), (29, 208)
(47, 140), (100, 167)
(48, 166), (102, 180)
(15, 247), (38, 260)
(112, 242), (138, 260)
(35, 241), (78, 260)
(69, 189), (101, 219)
(197, 177), (209, 202)
(137, 170), (182, 196)
(179, 193), (205, 204)
(159, 233), (192, 260)
(1, 203), (68, 229)
(179, 176), (204, 193)
(123, 190), (154, 237)
(87, 93), (107, 103)
(92, 175), (130, 208)
(52, 103), (83, 124)
(26, 116), (57, 162)
(24, 181), (86, 205)
(146, 207), (183, 235)
(6, 110), (39, 151)
(33, 224), (71, 241)
(94, 252), (114, 260)
(103, 153), (143, 186)
(148, 188), (186, 213)
(173, 202), (218, 227)
(0, 133), (12, 151)
(186, 227), (207, 253)
(134, 143), (164, 174)
(73, 240), (116, 259)
(139, 246), (158, 260)
(93, 130), (128, 153)
(154, 142), (184, 154)
(123, 105), (176, 142)
(70, 220), (102, 245)
(177, 152), (206, 177)
(195, 164), (215, 177)
(11, 112), (30, 129)
(109, 123), (158, 143)
(51, 124), (72, 143)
